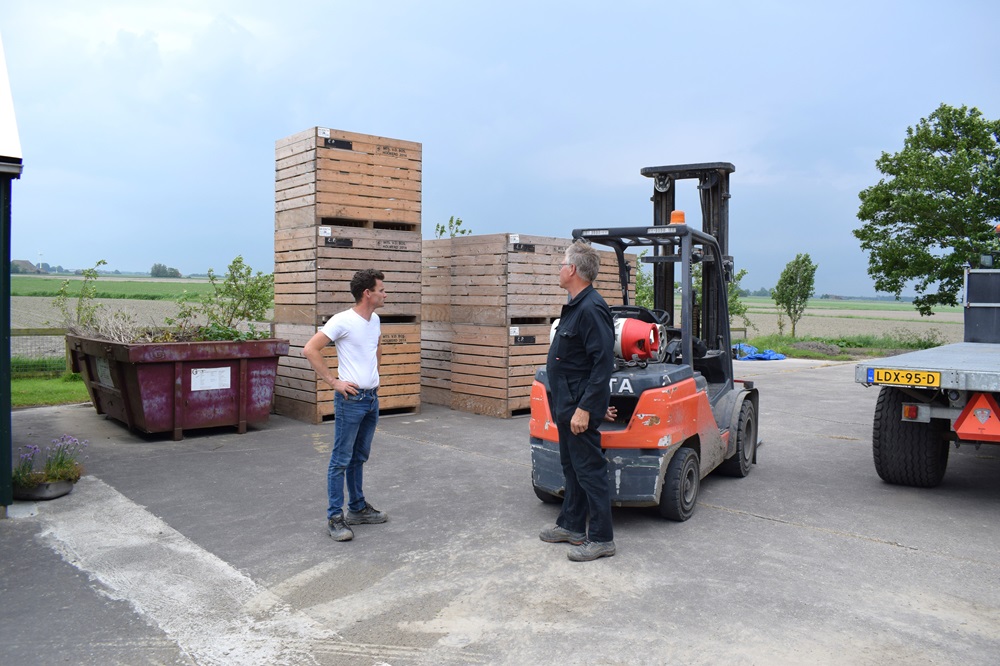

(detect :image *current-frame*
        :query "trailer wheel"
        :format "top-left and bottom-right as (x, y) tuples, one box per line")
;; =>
(718, 400), (757, 477)
(533, 485), (562, 504)
(659, 447), (700, 521)
(872, 386), (949, 488)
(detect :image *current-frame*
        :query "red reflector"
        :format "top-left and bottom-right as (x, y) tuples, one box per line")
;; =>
(902, 405), (919, 420)
(954, 392), (1000, 442)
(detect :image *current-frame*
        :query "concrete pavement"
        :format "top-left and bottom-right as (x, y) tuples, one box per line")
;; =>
(3, 359), (1000, 665)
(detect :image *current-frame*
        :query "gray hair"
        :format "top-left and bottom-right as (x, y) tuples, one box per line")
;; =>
(565, 239), (600, 282)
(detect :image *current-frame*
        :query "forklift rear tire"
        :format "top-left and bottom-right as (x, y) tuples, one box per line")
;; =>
(659, 447), (700, 521)
(717, 400), (757, 477)
(533, 485), (562, 504)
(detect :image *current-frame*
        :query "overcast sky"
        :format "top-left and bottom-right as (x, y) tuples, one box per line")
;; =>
(2, 1), (998, 296)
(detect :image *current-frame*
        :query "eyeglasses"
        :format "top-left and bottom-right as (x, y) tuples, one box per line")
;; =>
(559, 262), (573, 269)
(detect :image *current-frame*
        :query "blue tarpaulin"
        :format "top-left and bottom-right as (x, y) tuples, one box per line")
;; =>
(732, 343), (786, 361)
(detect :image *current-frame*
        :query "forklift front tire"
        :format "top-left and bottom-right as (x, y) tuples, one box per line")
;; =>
(659, 446), (700, 521)
(718, 400), (757, 478)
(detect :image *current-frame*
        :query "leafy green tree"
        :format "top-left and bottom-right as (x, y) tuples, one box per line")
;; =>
(435, 216), (471, 239)
(728, 267), (755, 331)
(634, 250), (653, 308)
(772, 253), (817, 337)
(854, 103), (1000, 316)
(151, 263), (182, 278)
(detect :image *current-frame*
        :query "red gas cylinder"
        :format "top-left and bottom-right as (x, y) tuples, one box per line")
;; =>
(614, 318), (660, 360)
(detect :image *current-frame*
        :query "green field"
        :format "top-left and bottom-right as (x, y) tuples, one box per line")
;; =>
(740, 296), (961, 314)
(11, 275), (215, 300)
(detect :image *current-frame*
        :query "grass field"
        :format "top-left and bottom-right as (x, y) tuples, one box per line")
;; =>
(12, 375), (90, 408)
(11, 275), (215, 300)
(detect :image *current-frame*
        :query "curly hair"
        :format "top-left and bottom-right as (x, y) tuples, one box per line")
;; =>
(350, 268), (385, 302)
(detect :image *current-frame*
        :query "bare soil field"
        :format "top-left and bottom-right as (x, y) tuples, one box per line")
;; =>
(740, 307), (964, 344)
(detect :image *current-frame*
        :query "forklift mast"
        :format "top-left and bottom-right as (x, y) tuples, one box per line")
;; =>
(640, 162), (735, 348)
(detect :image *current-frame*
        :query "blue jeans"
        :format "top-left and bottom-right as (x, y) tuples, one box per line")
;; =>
(327, 391), (379, 519)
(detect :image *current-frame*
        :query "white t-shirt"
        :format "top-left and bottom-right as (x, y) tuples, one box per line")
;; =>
(319, 308), (381, 389)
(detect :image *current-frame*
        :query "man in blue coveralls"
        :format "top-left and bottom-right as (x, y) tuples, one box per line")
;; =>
(538, 240), (617, 561)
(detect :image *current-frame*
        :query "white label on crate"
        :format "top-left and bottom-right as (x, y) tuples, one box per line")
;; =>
(318, 226), (332, 237)
(509, 327), (520, 337)
(96, 357), (113, 387)
(317, 127), (331, 138)
(191, 367), (230, 392)
(510, 234), (520, 244)
(376, 240), (408, 251)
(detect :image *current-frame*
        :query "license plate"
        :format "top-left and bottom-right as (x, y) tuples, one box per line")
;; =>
(867, 368), (941, 388)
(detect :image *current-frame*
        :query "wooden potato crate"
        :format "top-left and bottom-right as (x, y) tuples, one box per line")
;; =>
(421, 234), (632, 417)
(276, 127), (421, 231)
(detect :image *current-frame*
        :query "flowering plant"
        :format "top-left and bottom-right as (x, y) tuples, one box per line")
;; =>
(12, 435), (88, 488)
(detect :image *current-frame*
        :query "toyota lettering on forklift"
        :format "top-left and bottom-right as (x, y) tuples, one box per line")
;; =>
(529, 163), (760, 521)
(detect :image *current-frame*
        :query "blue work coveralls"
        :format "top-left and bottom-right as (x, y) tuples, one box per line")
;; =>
(546, 284), (615, 542)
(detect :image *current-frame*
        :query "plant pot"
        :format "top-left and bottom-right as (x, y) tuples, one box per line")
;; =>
(12, 480), (74, 501)
(66, 334), (290, 440)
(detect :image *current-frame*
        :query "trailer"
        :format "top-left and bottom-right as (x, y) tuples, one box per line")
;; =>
(855, 264), (1000, 487)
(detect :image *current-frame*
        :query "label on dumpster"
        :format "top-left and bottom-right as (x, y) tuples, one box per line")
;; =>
(96, 357), (113, 387)
(191, 367), (230, 391)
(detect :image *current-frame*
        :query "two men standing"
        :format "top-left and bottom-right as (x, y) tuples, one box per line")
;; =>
(304, 245), (616, 561)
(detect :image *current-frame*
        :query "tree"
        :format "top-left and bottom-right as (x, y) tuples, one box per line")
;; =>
(435, 216), (471, 239)
(772, 253), (816, 337)
(151, 263), (182, 278)
(634, 250), (653, 308)
(728, 267), (755, 332)
(854, 103), (1000, 316)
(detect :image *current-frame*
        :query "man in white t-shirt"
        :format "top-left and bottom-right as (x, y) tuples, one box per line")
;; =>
(303, 269), (388, 541)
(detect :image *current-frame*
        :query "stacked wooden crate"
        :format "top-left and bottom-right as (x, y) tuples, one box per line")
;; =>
(274, 127), (422, 423)
(421, 234), (632, 418)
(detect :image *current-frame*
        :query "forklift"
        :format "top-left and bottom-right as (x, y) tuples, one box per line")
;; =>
(529, 162), (760, 521)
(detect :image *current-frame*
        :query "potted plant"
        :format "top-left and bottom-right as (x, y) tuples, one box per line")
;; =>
(61, 256), (290, 440)
(12, 435), (88, 501)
